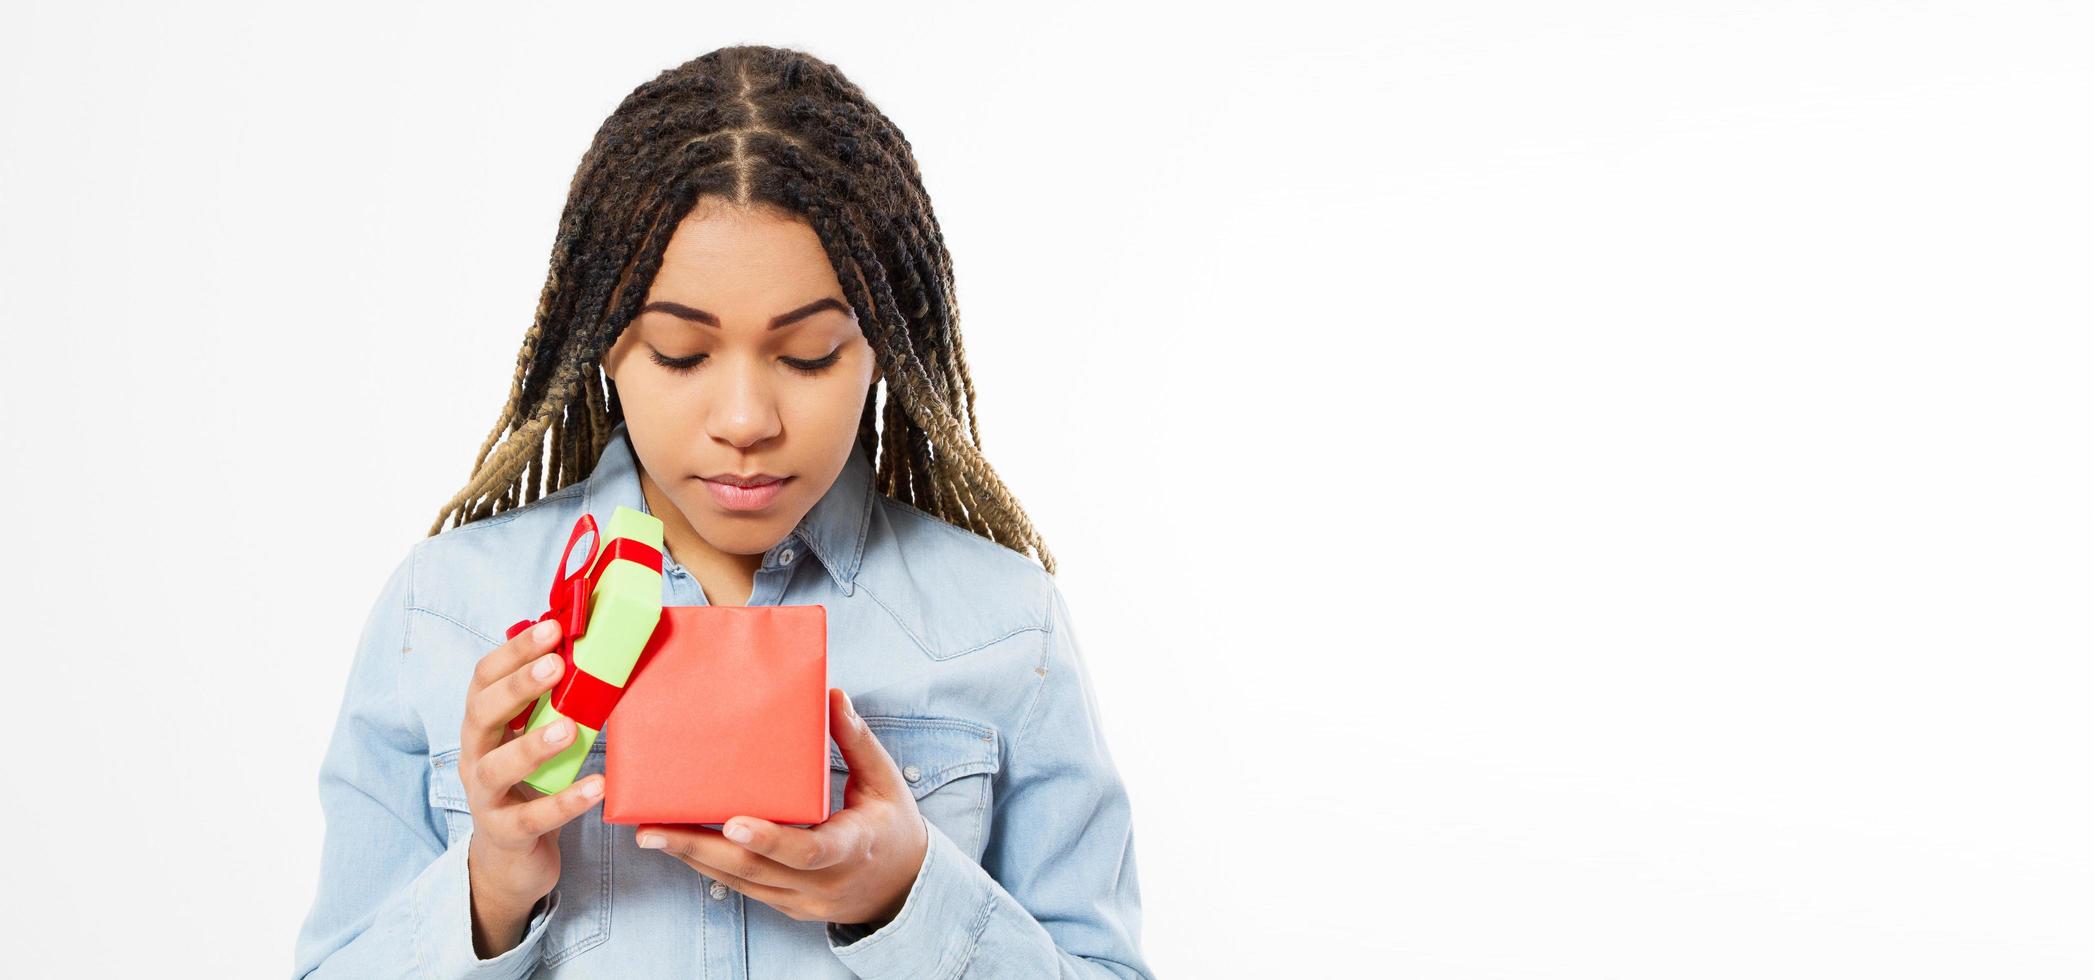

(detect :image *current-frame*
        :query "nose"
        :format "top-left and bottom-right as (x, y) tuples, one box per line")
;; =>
(705, 353), (783, 449)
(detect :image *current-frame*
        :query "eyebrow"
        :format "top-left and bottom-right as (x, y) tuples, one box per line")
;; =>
(638, 297), (853, 331)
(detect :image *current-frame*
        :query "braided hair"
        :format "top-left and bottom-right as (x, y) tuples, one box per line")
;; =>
(427, 45), (1055, 574)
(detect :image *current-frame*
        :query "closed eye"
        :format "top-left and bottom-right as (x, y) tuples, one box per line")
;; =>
(785, 350), (843, 374)
(649, 350), (705, 373)
(647, 349), (843, 375)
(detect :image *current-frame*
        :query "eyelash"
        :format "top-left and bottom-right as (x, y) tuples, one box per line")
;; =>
(649, 349), (843, 375)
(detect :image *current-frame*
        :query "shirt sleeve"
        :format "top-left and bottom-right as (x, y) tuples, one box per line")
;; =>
(824, 579), (1155, 979)
(291, 545), (561, 979)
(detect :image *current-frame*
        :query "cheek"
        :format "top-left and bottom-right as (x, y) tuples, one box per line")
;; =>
(781, 373), (872, 438)
(616, 375), (701, 434)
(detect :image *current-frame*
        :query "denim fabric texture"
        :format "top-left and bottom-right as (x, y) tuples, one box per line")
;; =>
(292, 419), (1152, 978)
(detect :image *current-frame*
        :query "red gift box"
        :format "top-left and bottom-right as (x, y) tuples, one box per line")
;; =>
(600, 603), (832, 826)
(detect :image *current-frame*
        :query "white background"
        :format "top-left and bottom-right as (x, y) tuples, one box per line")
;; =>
(3, 2), (2089, 976)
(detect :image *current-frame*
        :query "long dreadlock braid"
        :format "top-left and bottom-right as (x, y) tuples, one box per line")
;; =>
(427, 45), (1055, 574)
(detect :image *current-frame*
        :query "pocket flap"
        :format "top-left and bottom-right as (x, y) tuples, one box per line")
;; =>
(428, 746), (469, 810)
(829, 715), (1000, 800)
(428, 736), (606, 812)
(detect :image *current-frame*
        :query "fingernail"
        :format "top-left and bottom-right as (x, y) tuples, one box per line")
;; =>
(724, 821), (751, 844)
(534, 619), (559, 642)
(533, 654), (559, 680)
(638, 833), (665, 849)
(545, 719), (570, 743)
(845, 693), (866, 731)
(581, 777), (602, 798)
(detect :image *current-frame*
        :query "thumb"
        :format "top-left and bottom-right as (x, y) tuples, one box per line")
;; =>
(830, 687), (904, 800)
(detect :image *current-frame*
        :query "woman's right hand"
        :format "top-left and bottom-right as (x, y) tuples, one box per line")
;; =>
(458, 618), (607, 921)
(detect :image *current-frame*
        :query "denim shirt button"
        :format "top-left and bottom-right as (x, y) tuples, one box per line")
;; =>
(779, 547), (795, 564)
(902, 764), (922, 783)
(709, 880), (730, 901)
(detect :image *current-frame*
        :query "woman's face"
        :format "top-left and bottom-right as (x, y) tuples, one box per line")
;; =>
(602, 197), (879, 562)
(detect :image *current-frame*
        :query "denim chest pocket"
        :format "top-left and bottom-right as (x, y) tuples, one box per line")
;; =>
(830, 716), (1001, 863)
(428, 741), (613, 968)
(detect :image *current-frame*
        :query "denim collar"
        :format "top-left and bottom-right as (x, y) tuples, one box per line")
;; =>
(580, 419), (875, 595)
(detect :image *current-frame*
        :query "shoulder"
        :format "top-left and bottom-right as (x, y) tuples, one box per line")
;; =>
(851, 495), (1058, 662)
(369, 486), (595, 745)
(400, 483), (592, 648)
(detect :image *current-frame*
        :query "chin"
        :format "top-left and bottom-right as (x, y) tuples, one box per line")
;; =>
(690, 515), (792, 555)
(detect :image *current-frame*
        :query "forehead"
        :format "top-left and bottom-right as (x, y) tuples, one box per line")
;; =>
(647, 199), (842, 307)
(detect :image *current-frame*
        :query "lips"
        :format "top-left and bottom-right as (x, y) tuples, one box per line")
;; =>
(701, 474), (792, 511)
(704, 474), (787, 488)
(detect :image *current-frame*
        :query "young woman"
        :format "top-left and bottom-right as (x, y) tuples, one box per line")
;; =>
(292, 45), (1152, 979)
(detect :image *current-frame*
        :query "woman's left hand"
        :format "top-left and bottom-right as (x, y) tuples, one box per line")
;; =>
(635, 688), (928, 928)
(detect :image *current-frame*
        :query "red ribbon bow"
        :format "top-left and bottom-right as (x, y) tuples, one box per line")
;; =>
(505, 512), (664, 735)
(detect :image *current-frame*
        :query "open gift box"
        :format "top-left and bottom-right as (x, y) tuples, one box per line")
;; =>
(602, 603), (830, 826)
(504, 506), (832, 827)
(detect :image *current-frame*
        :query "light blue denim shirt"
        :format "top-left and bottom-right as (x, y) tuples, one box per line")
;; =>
(292, 419), (1152, 978)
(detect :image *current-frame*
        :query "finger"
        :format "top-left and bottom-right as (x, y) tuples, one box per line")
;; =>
(829, 688), (905, 802)
(462, 634), (565, 761)
(722, 815), (856, 871)
(475, 712), (583, 805)
(484, 773), (605, 852)
(637, 826), (798, 889)
(468, 649), (563, 742)
(473, 619), (564, 693)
